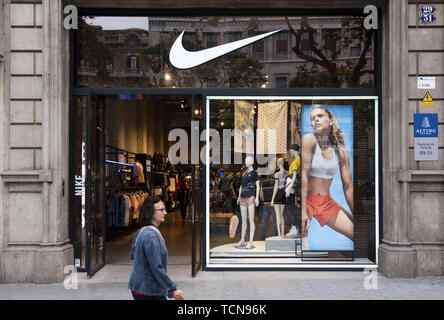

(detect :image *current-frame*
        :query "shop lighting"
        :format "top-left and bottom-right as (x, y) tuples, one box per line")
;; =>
(165, 73), (172, 81)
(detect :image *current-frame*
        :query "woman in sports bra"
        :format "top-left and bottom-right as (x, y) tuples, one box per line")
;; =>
(301, 107), (354, 241)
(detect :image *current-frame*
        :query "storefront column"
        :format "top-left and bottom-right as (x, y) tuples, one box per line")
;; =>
(378, 0), (417, 277)
(0, 0), (73, 283)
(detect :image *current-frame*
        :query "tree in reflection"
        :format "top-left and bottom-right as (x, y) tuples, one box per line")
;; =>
(77, 17), (114, 83)
(286, 16), (375, 88)
(142, 26), (266, 88)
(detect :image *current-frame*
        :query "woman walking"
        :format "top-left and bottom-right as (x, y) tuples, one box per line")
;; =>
(128, 195), (185, 300)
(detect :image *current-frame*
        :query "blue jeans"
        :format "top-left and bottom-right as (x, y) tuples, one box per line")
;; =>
(260, 206), (278, 240)
(285, 194), (298, 227)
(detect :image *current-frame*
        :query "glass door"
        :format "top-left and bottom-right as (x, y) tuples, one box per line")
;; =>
(86, 93), (106, 277)
(191, 94), (204, 277)
(70, 95), (87, 271)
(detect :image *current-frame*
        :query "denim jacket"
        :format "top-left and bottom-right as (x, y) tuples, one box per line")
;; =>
(128, 225), (179, 298)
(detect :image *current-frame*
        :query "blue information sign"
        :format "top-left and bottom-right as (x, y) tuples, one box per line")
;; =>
(414, 114), (439, 161)
(414, 113), (438, 138)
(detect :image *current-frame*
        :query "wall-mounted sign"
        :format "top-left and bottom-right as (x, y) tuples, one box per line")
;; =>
(420, 5), (436, 24)
(418, 77), (436, 89)
(421, 91), (435, 107)
(414, 113), (438, 161)
(169, 29), (281, 69)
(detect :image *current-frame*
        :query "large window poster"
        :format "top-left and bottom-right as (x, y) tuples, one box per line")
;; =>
(301, 105), (354, 252)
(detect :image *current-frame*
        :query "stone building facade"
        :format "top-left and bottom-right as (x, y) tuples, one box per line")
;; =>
(0, 0), (443, 283)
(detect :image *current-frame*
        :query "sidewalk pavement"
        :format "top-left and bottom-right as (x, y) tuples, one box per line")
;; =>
(0, 264), (443, 300)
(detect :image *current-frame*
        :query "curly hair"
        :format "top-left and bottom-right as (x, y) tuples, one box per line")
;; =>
(139, 195), (162, 227)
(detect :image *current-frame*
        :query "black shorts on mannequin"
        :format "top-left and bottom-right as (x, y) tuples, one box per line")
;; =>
(274, 188), (286, 204)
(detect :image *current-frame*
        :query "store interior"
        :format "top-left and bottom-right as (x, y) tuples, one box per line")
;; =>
(101, 94), (197, 265)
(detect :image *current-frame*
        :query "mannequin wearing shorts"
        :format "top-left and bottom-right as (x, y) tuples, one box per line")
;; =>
(236, 156), (259, 249)
(285, 145), (301, 238)
(271, 158), (288, 237)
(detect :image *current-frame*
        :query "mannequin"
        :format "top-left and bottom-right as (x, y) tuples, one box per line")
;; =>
(284, 144), (300, 238)
(271, 158), (288, 237)
(236, 156), (260, 249)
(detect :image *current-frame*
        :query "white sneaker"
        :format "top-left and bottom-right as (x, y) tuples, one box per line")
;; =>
(245, 241), (255, 250)
(285, 226), (299, 238)
(235, 240), (245, 249)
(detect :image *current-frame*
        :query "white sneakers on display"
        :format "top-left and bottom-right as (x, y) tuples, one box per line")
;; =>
(285, 225), (299, 238)
(235, 240), (255, 249)
(245, 241), (255, 250)
(235, 240), (245, 249)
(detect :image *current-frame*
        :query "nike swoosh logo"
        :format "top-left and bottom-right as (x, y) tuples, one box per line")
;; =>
(169, 29), (281, 69)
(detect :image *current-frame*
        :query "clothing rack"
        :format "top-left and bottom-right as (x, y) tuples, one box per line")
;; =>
(106, 144), (137, 163)
(105, 186), (147, 191)
(105, 159), (136, 167)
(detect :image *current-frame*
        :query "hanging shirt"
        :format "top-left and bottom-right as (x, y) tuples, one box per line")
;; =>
(122, 195), (131, 227)
(107, 196), (116, 228)
(135, 195), (143, 221)
(131, 195), (139, 222)
(135, 162), (145, 184)
(257, 101), (288, 154)
(118, 195), (127, 227)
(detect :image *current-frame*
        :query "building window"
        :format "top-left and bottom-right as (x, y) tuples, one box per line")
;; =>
(206, 79), (218, 88)
(252, 37), (265, 60)
(227, 32), (242, 42)
(323, 29), (338, 59)
(275, 76), (288, 88)
(126, 33), (141, 48)
(127, 56), (138, 72)
(350, 46), (361, 57)
(106, 63), (113, 72)
(275, 32), (288, 60)
(300, 32), (312, 56)
(183, 32), (196, 49)
(205, 33), (219, 48)
(207, 97), (377, 266)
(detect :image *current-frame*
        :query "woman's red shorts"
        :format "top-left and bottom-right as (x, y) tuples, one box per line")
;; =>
(306, 192), (344, 227)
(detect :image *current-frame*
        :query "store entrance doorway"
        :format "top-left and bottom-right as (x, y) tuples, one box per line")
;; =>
(70, 92), (204, 278)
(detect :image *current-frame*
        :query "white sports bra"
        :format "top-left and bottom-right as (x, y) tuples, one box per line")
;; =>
(309, 142), (339, 179)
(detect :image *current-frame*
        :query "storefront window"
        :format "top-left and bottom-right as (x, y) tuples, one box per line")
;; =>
(206, 96), (377, 267)
(75, 15), (376, 89)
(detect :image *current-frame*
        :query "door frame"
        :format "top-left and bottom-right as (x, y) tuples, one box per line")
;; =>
(69, 89), (207, 277)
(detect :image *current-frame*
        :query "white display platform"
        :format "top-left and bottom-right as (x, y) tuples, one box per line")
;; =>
(265, 236), (301, 251)
(210, 241), (301, 258)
